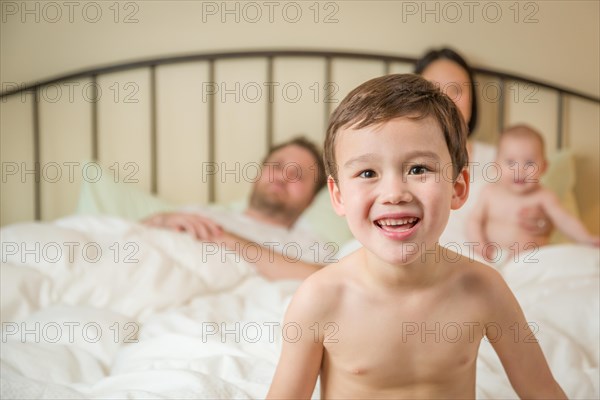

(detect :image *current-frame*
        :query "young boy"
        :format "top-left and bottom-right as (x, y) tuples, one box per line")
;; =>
(467, 124), (599, 262)
(267, 75), (566, 399)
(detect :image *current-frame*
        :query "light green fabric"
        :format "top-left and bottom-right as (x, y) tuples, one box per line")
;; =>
(298, 188), (353, 244)
(76, 151), (577, 245)
(76, 163), (175, 220)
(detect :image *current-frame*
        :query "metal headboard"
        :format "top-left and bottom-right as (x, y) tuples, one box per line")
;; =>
(1, 50), (599, 221)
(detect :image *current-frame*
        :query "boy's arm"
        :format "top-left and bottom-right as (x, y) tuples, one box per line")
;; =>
(540, 190), (600, 246)
(485, 269), (567, 399)
(267, 277), (327, 399)
(466, 185), (491, 257)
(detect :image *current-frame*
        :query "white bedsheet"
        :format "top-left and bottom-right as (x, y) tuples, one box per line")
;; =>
(1, 216), (598, 399)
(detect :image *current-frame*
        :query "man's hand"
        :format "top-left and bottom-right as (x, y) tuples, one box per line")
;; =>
(518, 205), (553, 236)
(143, 212), (223, 241)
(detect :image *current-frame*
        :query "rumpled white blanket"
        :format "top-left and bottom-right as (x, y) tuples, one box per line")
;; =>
(1, 215), (598, 399)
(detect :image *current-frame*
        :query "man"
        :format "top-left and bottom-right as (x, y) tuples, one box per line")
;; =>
(143, 136), (327, 280)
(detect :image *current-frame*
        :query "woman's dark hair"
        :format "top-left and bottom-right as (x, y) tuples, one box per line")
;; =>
(414, 48), (478, 137)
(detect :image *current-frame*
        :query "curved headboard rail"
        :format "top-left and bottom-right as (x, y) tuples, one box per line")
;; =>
(1, 50), (599, 102)
(1, 49), (598, 222)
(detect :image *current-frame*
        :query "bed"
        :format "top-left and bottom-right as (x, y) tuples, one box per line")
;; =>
(1, 50), (599, 399)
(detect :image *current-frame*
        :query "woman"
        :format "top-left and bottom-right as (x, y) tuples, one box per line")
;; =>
(415, 47), (552, 243)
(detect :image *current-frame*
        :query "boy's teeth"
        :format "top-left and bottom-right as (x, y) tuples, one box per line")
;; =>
(377, 217), (418, 226)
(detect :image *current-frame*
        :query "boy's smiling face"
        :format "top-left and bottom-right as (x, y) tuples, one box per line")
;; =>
(328, 116), (469, 266)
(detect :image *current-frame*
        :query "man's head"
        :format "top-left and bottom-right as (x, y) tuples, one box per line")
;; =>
(324, 74), (469, 183)
(248, 136), (326, 226)
(497, 124), (547, 194)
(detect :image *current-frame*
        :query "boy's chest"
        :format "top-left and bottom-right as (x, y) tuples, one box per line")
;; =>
(323, 290), (486, 385)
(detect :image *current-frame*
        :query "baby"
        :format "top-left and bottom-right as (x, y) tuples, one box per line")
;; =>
(267, 75), (566, 399)
(467, 124), (599, 262)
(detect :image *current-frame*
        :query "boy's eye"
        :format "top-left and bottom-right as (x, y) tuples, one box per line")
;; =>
(408, 165), (428, 175)
(358, 170), (376, 179)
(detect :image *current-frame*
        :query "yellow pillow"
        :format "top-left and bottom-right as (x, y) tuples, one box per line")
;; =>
(541, 150), (579, 243)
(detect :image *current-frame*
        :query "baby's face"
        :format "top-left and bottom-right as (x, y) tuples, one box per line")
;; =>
(497, 136), (546, 194)
(328, 116), (468, 266)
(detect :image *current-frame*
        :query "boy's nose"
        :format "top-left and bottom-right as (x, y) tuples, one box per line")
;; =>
(380, 177), (413, 204)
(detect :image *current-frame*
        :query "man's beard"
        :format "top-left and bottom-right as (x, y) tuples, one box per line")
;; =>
(248, 186), (298, 221)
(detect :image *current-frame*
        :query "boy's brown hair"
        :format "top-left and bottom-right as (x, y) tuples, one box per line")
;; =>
(324, 74), (468, 182)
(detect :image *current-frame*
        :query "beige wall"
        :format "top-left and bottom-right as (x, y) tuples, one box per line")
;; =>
(1, 0), (599, 233)
(2, 1), (598, 97)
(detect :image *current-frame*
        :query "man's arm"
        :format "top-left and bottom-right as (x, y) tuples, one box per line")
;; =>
(485, 269), (567, 399)
(539, 190), (600, 246)
(220, 231), (323, 280)
(142, 212), (223, 240)
(267, 278), (325, 399)
(143, 212), (323, 279)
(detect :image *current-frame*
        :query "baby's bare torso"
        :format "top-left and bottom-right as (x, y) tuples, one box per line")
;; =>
(318, 255), (490, 399)
(483, 185), (550, 257)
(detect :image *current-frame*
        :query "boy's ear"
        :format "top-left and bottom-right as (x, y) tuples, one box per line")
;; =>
(327, 176), (346, 216)
(451, 167), (470, 210)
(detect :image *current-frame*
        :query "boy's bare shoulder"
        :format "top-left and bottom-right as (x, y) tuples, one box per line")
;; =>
(444, 252), (510, 301)
(290, 251), (360, 318)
